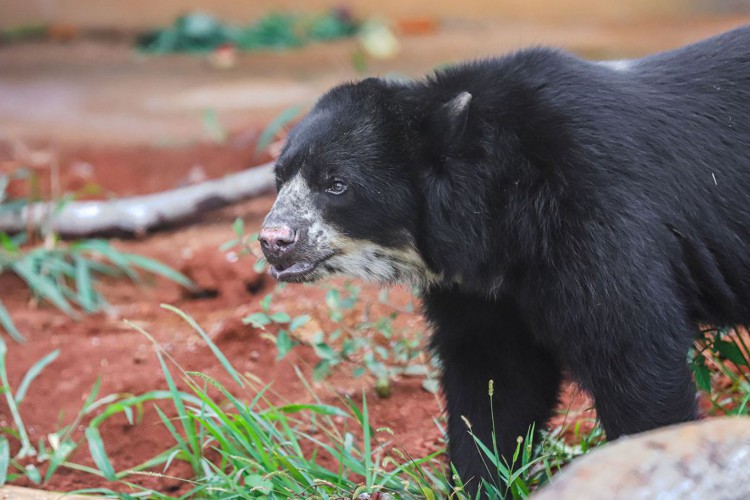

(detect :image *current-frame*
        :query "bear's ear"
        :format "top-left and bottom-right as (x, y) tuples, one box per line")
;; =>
(437, 91), (472, 142)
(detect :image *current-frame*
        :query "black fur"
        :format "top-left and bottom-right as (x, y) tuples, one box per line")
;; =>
(267, 26), (750, 495)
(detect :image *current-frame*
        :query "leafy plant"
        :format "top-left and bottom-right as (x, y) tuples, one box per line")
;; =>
(691, 327), (750, 415)
(220, 217), (267, 273)
(78, 305), (449, 499)
(243, 283), (439, 398)
(0, 334), (93, 486)
(138, 10), (360, 55)
(454, 381), (605, 499)
(0, 236), (193, 341)
(0, 169), (194, 341)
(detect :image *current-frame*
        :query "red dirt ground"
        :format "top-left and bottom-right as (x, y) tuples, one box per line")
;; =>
(0, 135), (596, 494)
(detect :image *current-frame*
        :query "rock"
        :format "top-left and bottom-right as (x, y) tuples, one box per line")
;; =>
(533, 417), (750, 500)
(0, 485), (99, 499)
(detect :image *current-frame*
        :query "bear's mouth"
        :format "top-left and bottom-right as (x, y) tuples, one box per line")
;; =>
(269, 253), (334, 282)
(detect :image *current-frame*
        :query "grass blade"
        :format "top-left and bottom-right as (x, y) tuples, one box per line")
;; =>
(0, 436), (8, 485)
(15, 349), (59, 403)
(75, 239), (138, 281)
(155, 350), (201, 472)
(85, 427), (116, 480)
(13, 258), (77, 317)
(0, 300), (24, 342)
(0, 337), (34, 458)
(124, 254), (194, 290)
(73, 255), (97, 312)
(161, 304), (243, 387)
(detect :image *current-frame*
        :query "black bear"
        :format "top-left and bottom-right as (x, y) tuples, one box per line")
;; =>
(259, 25), (750, 495)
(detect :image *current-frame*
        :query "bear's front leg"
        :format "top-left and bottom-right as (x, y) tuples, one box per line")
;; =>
(424, 288), (562, 497)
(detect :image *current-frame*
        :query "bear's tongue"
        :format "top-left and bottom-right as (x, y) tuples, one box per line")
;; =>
(270, 261), (316, 281)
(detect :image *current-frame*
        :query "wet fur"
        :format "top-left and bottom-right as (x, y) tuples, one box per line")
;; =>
(265, 26), (750, 495)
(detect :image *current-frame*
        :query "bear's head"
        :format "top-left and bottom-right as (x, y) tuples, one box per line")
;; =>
(259, 77), (476, 286)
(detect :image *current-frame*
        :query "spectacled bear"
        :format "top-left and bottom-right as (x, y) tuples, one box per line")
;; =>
(259, 26), (750, 495)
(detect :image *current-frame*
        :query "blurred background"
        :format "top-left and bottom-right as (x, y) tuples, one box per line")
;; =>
(1, 0), (749, 146)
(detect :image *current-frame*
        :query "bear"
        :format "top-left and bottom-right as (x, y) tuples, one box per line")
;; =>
(259, 25), (750, 496)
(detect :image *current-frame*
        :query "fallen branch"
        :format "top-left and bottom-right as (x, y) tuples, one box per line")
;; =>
(0, 162), (275, 238)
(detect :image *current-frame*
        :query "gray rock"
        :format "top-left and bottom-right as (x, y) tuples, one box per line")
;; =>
(534, 417), (750, 500)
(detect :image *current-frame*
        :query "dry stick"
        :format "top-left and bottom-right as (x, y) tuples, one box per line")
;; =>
(0, 162), (275, 238)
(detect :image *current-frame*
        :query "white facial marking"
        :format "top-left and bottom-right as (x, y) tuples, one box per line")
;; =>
(324, 238), (440, 287)
(265, 174), (317, 226)
(266, 173), (438, 286)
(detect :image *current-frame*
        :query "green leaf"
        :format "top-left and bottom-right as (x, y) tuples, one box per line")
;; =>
(253, 257), (267, 273)
(161, 304), (244, 388)
(85, 427), (116, 480)
(24, 464), (41, 484)
(313, 360), (332, 381)
(232, 217), (244, 238)
(243, 312), (271, 328)
(0, 232), (19, 253)
(260, 293), (273, 312)
(0, 437), (8, 485)
(289, 314), (310, 332)
(326, 289), (340, 309)
(276, 330), (294, 360)
(74, 240), (137, 281)
(403, 364), (429, 377)
(692, 357), (712, 394)
(245, 473), (272, 493)
(0, 300), (24, 342)
(361, 392), (372, 487)
(122, 253), (194, 290)
(421, 379), (440, 394)
(270, 312), (291, 324)
(13, 258), (77, 317)
(43, 438), (77, 482)
(275, 403), (349, 417)
(375, 346), (390, 361)
(15, 349), (59, 403)
(313, 342), (338, 361)
(74, 255), (97, 312)
(218, 238), (238, 252)
(714, 339), (749, 367)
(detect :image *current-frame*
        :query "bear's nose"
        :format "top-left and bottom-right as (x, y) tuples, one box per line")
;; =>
(259, 225), (298, 257)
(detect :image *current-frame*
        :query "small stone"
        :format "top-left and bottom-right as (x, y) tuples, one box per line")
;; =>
(375, 377), (392, 398)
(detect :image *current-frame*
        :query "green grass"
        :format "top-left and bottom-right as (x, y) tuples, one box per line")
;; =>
(2, 299), (749, 498)
(244, 280), (439, 399)
(138, 11), (360, 55)
(78, 305), (451, 499)
(0, 236), (194, 342)
(0, 168), (194, 341)
(692, 327), (750, 415)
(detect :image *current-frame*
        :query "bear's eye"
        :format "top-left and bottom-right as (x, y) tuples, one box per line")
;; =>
(326, 180), (348, 195)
